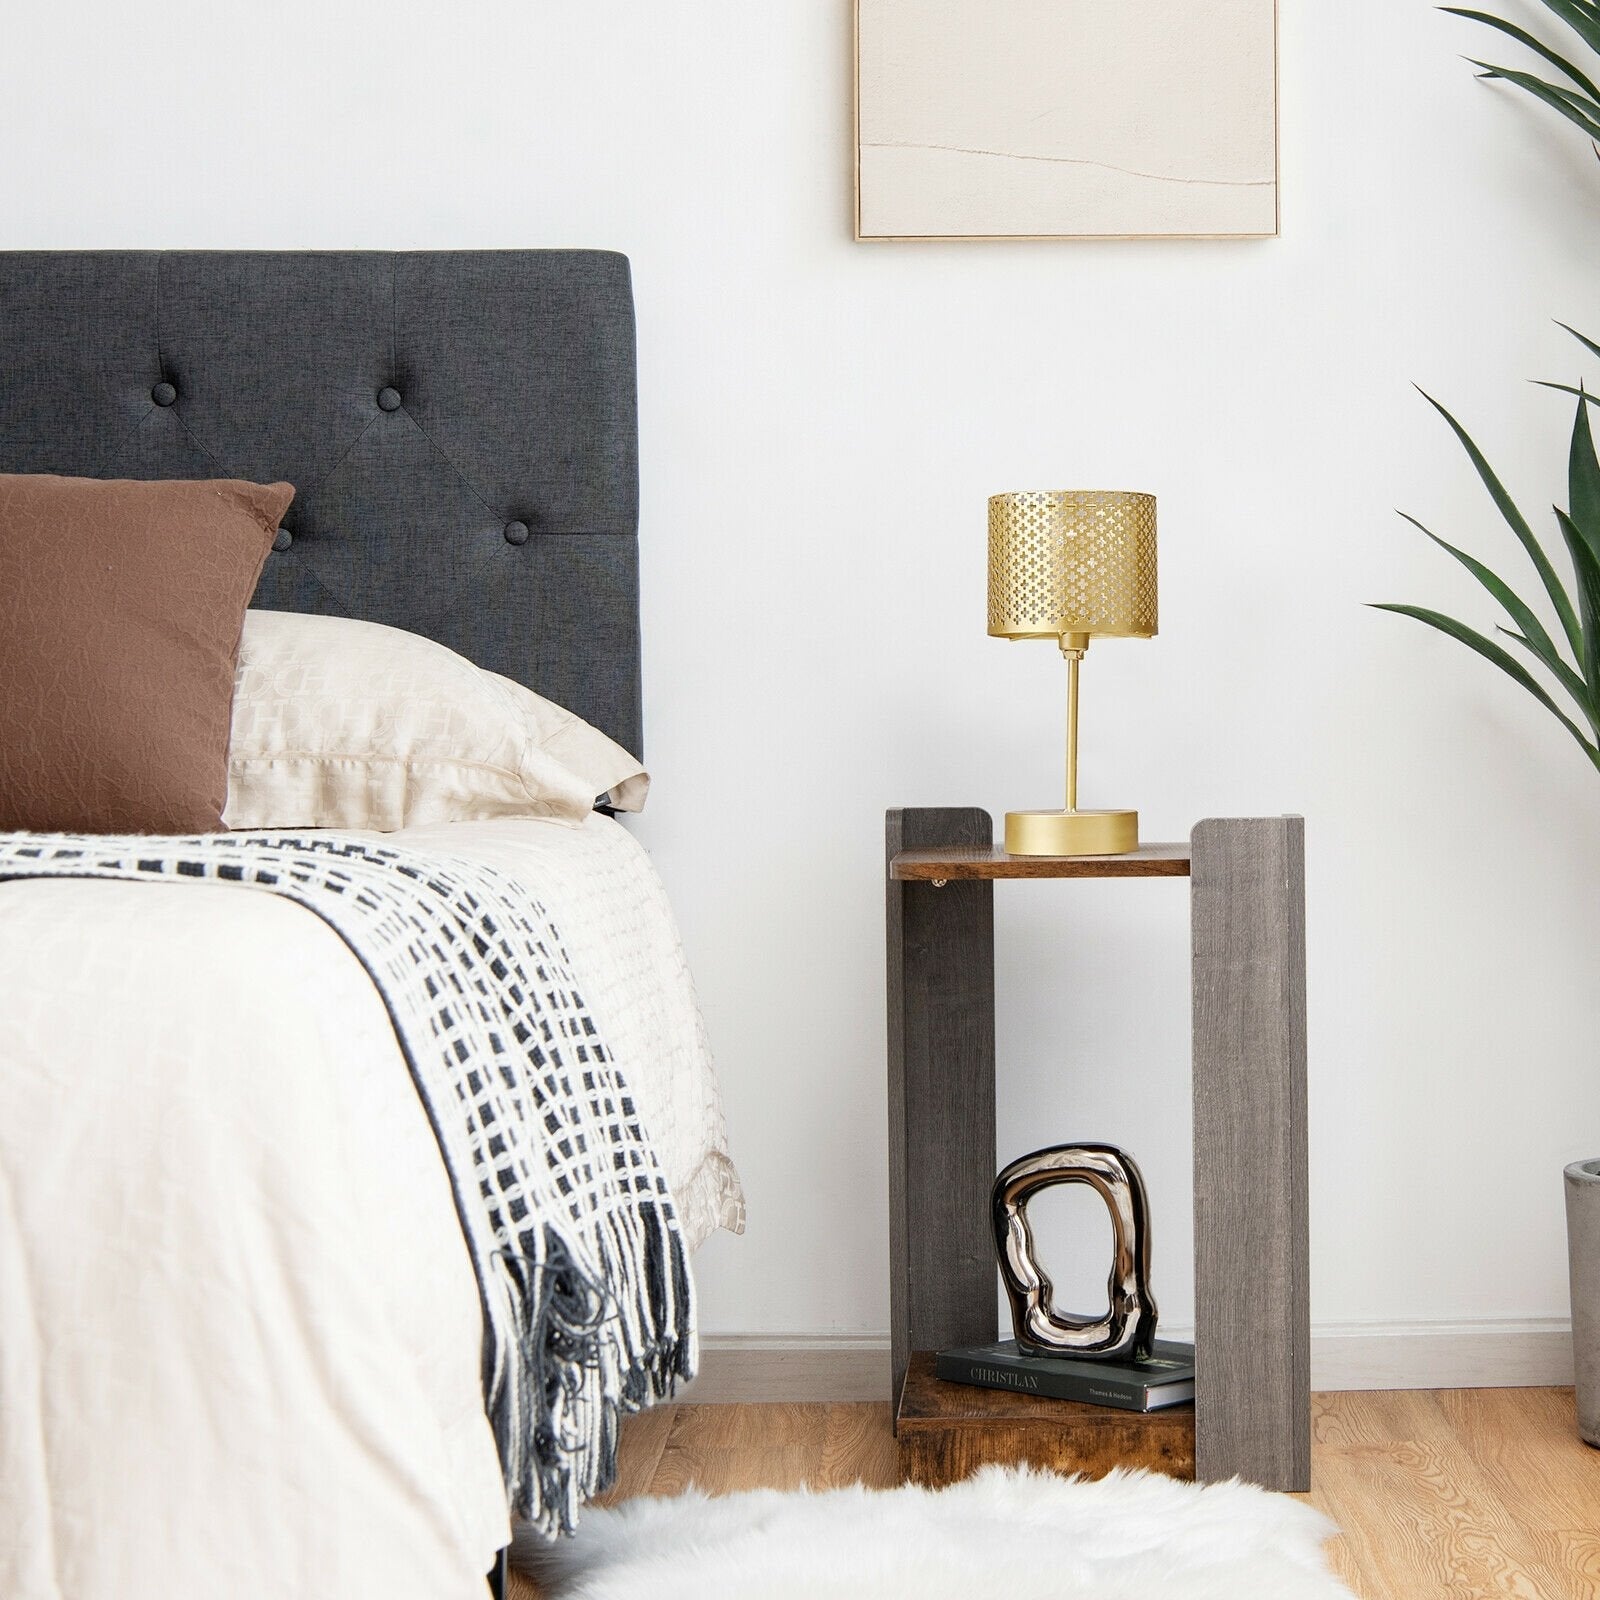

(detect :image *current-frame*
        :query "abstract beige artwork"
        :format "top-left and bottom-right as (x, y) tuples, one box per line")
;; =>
(855, 0), (1278, 240)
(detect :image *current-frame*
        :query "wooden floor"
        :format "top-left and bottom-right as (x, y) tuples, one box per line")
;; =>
(510, 1388), (1600, 1598)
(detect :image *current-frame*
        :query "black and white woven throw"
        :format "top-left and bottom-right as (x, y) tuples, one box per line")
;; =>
(0, 830), (695, 1536)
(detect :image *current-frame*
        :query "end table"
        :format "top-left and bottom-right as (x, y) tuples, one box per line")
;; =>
(885, 808), (1309, 1491)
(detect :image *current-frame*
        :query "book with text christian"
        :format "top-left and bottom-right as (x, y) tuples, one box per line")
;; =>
(935, 1339), (1196, 1413)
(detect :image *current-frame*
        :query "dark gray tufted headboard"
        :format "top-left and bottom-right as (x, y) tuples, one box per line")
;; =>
(0, 250), (643, 757)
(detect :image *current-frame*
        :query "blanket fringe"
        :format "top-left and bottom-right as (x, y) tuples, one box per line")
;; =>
(494, 1200), (696, 1537)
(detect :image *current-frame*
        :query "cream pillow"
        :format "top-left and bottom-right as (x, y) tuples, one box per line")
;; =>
(224, 610), (648, 832)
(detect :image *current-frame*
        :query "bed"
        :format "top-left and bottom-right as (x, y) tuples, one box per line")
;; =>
(0, 251), (743, 1600)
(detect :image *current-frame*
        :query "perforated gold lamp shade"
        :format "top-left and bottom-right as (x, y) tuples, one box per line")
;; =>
(988, 490), (1158, 643)
(987, 491), (1158, 857)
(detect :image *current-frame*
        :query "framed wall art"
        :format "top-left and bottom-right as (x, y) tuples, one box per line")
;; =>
(854, 0), (1279, 241)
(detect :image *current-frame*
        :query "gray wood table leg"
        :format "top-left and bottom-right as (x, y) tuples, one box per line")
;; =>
(1191, 817), (1309, 1490)
(886, 808), (997, 1414)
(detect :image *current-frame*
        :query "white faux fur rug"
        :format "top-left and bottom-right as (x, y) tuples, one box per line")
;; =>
(515, 1465), (1357, 1599)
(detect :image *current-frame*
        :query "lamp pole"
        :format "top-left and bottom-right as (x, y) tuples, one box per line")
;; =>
(1061, 634), (1087, 816)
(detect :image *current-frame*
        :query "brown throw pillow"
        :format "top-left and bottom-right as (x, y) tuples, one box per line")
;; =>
(0, 474), (294, 834)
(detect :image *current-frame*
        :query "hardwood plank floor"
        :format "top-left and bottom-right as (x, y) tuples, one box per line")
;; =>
(508, 1388), (1600, 1598)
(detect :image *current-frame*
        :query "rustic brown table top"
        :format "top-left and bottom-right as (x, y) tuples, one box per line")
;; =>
(889, 842), (1192, 881)
(895, 1352), (1196, 1485)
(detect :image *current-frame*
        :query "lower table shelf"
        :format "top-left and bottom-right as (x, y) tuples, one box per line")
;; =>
(896, 1352), (1196, 1489)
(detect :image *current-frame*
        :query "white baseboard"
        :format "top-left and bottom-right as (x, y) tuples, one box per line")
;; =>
(1309, 1317), (1573, 1390)
(682, 1320), (1575, 1403)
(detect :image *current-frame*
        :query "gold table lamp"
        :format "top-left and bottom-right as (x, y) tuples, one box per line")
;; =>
(988, 490), (1157, 856)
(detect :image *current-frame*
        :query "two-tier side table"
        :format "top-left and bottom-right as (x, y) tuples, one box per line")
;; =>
(886, 808), (1309, 1492)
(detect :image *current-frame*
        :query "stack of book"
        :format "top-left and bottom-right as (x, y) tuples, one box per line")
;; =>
(936, 1338), (1195, 1413)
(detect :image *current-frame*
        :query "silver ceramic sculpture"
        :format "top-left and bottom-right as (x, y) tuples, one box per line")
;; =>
(992, 1142), (1158, 1362)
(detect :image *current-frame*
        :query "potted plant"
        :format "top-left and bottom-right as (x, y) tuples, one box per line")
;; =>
(1380, 0), (1600, 1445)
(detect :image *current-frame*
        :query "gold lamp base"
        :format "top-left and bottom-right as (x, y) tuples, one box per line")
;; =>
(1004, 809), (1140, 857)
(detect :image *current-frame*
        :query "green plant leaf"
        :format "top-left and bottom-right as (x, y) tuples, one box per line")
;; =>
(1499, 628), (1598, 724)
(1419, 388), (1584, 655)
(1469, 61), (1600, 139)
(1371, 602), (1600, 763)
(1555, 507), (1600, 690)
(1534, 380), (1600, 405)
(1397, 510), (1573, 672)
(1470, 56), (1600, 132)
(1556, 320), (1600, 363)
(1444, 8), (1600, 98)
(1527, 0), (1600, 62)
(1569, 389), (1600, 559)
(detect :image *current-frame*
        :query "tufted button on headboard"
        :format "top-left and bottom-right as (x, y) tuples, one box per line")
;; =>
(0, 250), (643, 758)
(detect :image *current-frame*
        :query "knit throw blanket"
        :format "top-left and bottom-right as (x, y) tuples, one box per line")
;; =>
(0, 831), (695, 1537)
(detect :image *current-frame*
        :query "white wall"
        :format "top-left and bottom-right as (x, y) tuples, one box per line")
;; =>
(7, 1), (1600, 1365)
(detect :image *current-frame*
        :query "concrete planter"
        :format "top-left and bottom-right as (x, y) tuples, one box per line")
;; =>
(1567, 1159), (1600, 1447)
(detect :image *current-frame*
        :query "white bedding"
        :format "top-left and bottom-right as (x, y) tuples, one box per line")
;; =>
(0, 814), (742, 1600)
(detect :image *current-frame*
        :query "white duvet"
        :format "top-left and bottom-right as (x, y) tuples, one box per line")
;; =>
(0, 815), (742, 1600)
